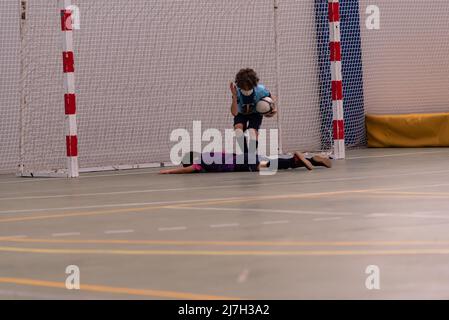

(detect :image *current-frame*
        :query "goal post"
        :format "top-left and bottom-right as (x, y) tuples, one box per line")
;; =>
(61, 0), (79, 178)
(328, 0), (345, 159)
(17, 0), (78, 177)
(6, 0), (449, 176)
(17, 0), (354, 177)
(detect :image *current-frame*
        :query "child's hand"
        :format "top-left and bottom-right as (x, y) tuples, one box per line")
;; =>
(264, 95), (277, 118)
(264, 107), (278, 118)
(230, 82), (238, 98)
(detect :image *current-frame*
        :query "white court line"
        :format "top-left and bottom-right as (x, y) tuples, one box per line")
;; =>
(210, 223), (240, 228)
(174, 206), (352, 216)
(0, 187), (225, 201)
(0, 177), (60, 185)
(158, 226), (187, 232)
(313, 217), (342, 222)
(366, 212), (449, 220)
(2, 158), (449, 195)
(1, 149), (447, 185)
(365, 213), (391, 218)
(170, 206), (348, 216)
(262, 220), (290, 225)
(104, 229), (135, 234)
(1, 180), (449, 216)
(0, 149), (446, 185)
(0, 168), (162, 184)
(0, 197), (251, 215)
(2, 167), (449, 201)
(0, 289), (73, 300)
(172, 207), (448, 221)
(75, 150), (446, 176)
(406, 214), (449, 220)
(365, 211), (438, 218)
(346, 150), (449, 160)
(2, 235), (27, 239)
(2, 168), (449, 201)
(51, 232), (81, 237)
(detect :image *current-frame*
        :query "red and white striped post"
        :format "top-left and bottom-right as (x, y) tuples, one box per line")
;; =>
(60, 0), (79, 177)
(328, 0), (345, 159)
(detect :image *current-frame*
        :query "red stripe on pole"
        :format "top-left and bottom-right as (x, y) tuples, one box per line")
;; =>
(63, 52), (75, 73)
(61, 10), (73, 31)
(64, 94), (76, 115)
(66, 136), (78, 157)
(328, 2), (340, 22)
(333, 120), (345, 140)
(330, 41), (341, 61)
(332, 80), (343, 100)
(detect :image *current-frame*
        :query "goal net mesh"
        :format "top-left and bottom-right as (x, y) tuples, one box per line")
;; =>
(0, 1), (20, 174)
(18, 0), (334, 173)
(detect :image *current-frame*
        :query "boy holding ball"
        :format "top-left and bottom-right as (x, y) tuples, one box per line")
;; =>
(230, 68), (277, 154)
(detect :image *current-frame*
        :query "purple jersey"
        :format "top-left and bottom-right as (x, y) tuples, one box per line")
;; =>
(192, 152), (236, 173)
(191, 152), (259, 173)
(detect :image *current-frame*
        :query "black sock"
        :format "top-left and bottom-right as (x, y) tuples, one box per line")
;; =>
(243, 137), (249, 154)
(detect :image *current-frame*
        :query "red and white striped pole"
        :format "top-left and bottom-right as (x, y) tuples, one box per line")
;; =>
(60, 0), (79, 177)
(328, 0), (345, 159)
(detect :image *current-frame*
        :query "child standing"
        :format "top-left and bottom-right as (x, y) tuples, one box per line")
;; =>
(230, 68), (276, 154)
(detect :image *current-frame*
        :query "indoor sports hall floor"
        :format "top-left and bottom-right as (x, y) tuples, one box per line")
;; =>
(0, 148), (449, 299)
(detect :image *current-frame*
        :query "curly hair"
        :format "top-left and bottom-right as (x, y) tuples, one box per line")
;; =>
(235, 68), (259, 90)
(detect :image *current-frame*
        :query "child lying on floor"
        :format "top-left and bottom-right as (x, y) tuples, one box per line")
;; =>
(159, 152), (331, 174)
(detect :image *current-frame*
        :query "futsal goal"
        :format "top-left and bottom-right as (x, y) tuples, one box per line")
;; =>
(21, 0), (438, 177)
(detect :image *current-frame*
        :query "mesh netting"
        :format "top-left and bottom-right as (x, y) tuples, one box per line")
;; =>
(8, 1), (447, 173)
(0, 1), (20, 173)
(278, 0), (328, 152)
(2, 0), (446, 174)
(17, 0), (333, 173)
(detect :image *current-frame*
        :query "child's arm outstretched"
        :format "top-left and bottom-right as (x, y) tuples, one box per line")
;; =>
(160, 166), (196, 174)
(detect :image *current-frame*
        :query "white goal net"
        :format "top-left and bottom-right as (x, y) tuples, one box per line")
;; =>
(0, 1), (20, 174)
(17, 0), (334, 176)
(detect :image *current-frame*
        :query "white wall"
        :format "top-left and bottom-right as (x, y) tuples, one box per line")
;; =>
(360, 0), (449, 115)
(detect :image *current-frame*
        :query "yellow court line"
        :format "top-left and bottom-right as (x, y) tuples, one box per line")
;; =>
(0, 204), (171, 224)
(164, 189), (383, 209)
(159, 188), (398, 210)
(0, 188), (384, 224)
(1, 237), (449, 247)
(0, 277), (239, 300)
(342, 194), (449, 199)
(2, 245), (449, 256)
(371, 191), (449, 197)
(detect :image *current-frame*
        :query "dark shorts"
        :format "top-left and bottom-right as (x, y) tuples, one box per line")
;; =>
(233, 112), (263, 131)
(233, 153), (260, 172)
